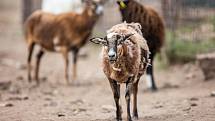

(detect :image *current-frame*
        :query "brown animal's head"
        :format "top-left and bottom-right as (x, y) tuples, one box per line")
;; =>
(82, 0), (104, 16)
(90, 33), (134, 63)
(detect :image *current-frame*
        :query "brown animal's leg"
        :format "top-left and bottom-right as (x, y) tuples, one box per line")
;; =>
(133, 76), (140, 120)
(62, 49), (69, 84)
(35, 49), (44, 85)
(146, 52), (157, 91)
(72, 49), (79, 81)
(125, 78), (133, 121)
(27, 42), (35, 82)
(108, 78), (122, 121)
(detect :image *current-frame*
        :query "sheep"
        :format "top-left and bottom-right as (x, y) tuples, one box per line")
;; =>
(24, 0), (104, 85)
(116, 0), (165, 91)
(90, 22), (150, 121)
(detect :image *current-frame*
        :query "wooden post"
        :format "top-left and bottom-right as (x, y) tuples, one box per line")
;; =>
(22, 0), (42, 23)
(22, 0), (32, 23)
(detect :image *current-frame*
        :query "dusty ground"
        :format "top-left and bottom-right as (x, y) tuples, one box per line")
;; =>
(0, 1), (215, 121)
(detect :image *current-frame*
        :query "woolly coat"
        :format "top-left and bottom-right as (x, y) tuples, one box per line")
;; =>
(102, 23), (149, 83)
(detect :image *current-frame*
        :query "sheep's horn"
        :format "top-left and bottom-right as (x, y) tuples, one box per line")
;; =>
(124, 33), (134, 40)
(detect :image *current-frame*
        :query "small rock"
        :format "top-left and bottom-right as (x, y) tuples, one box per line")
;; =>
(197, 53), (215, 80)
(210, 91), (215, 97)
(190, 103), (197, 107)
(57, 113), (65, 117)
(190, 97), (199, 101)
(154, 105), (163, 109)
(23, 96), (29, 100)
(72, 108), (87, 114)
(5, 103), (13, 107)
(0, 103), (14, 107)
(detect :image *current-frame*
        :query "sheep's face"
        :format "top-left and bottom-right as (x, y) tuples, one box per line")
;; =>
(90, 33), (134, 63)
(117, 0), (130, 9)
(83, 0), (104, 16)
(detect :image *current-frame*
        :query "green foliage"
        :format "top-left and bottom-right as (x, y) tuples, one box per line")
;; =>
(211, 16), (215, 31)
(165, 31), (215, 64)
(182, 0), (215, 8)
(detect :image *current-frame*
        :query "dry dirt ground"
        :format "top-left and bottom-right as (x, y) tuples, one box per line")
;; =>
(0, 1), (215, 121)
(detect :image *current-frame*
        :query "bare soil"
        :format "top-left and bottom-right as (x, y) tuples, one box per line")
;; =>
(0, 1), (215, 121)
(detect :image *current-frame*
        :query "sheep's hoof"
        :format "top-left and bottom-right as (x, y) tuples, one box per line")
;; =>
(133, 115), (138, 120)
(127, 118), (132, 121)
(116, 118), (122, 121)
(150, 87), (157, 92)
(133, 112), (138, 120)
(28, 76), (32, 83)
(69, 80), (80, 86)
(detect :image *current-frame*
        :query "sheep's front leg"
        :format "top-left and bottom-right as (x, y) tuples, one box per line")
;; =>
(108, 78), (122, 121)
(72, 49), (79, 82)
(27, 42), (35, 82)
(125, 78), (133, 121)
(133, 77), (140, 119)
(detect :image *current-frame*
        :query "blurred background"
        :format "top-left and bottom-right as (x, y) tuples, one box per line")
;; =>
(0, 0), (215, 121)
(20, 0), (215, 63)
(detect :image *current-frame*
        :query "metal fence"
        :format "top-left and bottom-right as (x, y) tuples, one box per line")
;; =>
(21, 0), (215, 41)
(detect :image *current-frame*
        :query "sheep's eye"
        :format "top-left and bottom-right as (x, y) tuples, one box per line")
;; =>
(116, 35), (121, 39)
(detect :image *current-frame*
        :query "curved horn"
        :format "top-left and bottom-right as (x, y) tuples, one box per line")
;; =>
(124, 33), (134, 40)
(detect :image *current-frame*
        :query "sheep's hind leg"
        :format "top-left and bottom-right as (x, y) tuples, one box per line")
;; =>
(72, 49), (79, 82)
(146, 52), (157, 91)
(125, 78), (133, 121)
(133, 77), (140, 120)
(108, 78), (122, 121)
(35, 49), (44, 85)
(27, 42), (35, 82)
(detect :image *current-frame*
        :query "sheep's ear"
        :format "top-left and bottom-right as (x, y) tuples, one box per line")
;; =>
(90, 37), (107, 46)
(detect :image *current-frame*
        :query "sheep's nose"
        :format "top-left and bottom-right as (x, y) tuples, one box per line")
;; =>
(108, 48), (116, 59)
